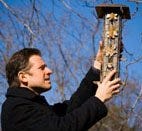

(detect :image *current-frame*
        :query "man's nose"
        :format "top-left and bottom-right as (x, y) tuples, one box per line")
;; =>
(45, 67), (53, 74)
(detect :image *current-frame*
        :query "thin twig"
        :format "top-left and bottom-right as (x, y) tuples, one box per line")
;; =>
(0, 0), (35, 37)
(131, 84), (142, 111)
(60, 0), (95, 27)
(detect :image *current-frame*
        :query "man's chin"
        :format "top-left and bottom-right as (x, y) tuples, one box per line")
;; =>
(31, 86), (52, 94)
(41, 86), (52, 92)
(45, 86), (51, 91)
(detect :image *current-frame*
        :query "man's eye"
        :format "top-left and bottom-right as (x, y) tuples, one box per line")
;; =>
(40, 65), (47, 70)
(40, 65), (45, 70)
(41, 67), (44, 70)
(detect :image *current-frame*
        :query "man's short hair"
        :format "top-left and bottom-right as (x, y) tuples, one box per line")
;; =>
(6, 48), (41, 88)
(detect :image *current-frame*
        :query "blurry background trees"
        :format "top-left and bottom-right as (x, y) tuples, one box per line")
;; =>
(0, 0), (142, 130)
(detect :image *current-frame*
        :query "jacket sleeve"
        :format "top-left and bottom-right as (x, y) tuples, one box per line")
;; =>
(66, 67), (100, 112)
(16, 97), (107, 131)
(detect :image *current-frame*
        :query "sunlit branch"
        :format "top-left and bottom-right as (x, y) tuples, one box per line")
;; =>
(0, 0), (35, 38)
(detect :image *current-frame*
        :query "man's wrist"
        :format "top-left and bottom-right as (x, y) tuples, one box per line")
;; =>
(95, 94), (105, 102)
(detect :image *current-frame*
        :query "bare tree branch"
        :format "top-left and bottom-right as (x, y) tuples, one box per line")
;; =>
(0, 0), (35, 40)
(60, 0), (95, 27)
(131, 85), (142, 110)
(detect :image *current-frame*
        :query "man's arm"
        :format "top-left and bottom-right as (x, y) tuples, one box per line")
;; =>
(65, 41), (103, 112)
(65, 67), (100, 112)
(52, 67), (100, 115)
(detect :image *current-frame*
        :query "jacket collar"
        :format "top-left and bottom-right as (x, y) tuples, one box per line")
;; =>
(6, 87), (49, 106)
(6, 87), (42, 100)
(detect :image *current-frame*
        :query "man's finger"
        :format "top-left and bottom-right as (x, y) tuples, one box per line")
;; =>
(112, 89), (120, 95)
(103, 70), (117, 83)
(96, 41), (103, 62)
(109, 78), (121, 86)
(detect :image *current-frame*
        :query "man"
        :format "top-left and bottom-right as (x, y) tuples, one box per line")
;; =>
(1, 42), (121, 131)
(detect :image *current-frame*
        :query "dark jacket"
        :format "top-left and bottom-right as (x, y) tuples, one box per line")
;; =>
(1, 68), (107, 131)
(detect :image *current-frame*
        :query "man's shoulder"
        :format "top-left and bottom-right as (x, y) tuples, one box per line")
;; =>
(2, 87), (39, 112)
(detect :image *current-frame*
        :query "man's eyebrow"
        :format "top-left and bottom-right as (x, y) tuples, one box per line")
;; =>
(38, 64), (47, 69)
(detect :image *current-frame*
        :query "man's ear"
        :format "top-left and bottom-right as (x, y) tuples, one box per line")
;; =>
(18, 71), (28, 83)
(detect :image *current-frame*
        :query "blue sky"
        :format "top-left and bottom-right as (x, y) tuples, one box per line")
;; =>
(123, 6), (142, 78)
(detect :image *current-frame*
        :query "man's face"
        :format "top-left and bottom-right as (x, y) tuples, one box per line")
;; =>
(25, 55), (52, 92)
